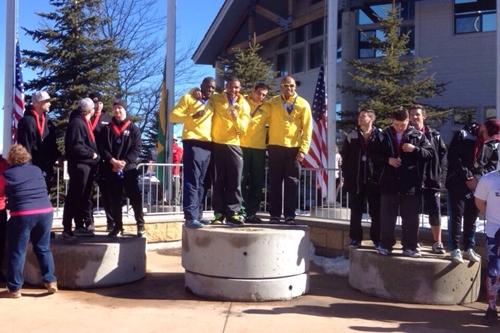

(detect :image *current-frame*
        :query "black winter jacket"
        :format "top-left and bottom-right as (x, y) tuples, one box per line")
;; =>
(100, 118), (142, 174)
(474, 138), (499, 177)
(341, 127), (383, 193)
(17, 109), (59, 177)
(375, 125), (433, 195)
(445, 129), (477, 194)
(422, 126), (447, 190)
(65, 109), (100, 167)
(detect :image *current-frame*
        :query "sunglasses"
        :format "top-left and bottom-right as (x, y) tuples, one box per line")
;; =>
(281, 84), (295, 88)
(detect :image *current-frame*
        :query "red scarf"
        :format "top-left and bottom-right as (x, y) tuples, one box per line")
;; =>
(111, 119), (131, 137)
(91, 113), (101, 131)
(31, 108), (45, 137)
(83, 116), (96, 142)
(390, 127), (405, 157)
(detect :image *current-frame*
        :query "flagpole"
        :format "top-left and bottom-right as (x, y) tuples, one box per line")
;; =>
(165, 0), (176, 163)
(497, 0), (500, 119)
(2, 0), (17, 155)
(326, 0), (338, 202)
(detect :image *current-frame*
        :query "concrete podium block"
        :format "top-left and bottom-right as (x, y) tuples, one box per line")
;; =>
(348, 247), (481, 305)
(24, 235), (147, 289)
(182, 225), (311, 301)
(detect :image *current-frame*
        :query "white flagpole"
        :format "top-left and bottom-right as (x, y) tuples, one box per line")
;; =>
(2, 0), (17, 155)
(497, 0), (500, 119)
(326, 0), (338, 203)
(166, 0), (176, 163)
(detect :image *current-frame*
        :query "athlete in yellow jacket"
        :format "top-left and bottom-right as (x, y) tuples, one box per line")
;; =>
(168, 77), (215, 229)
(263, 75), (312, 224)
(206, 77), (251, 224)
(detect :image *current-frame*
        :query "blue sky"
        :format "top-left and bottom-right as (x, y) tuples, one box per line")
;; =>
(1, 0), (224, 140)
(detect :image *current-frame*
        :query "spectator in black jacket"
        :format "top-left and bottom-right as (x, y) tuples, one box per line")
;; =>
(17, 90), (59, 188)
(409, 105), (447, 254)
(61, 98), (100, 240)
(101, 98), (144, 237)
(375, 107), (433, 258)
(474, 119), (500, 177)
(341, 108), (383, 249)
(446, 122), (482, 263)
(88, 92), (114, 232)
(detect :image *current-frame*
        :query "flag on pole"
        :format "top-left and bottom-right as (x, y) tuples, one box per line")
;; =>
(12, 40), (25, 143)
(303, 65), (328, 197)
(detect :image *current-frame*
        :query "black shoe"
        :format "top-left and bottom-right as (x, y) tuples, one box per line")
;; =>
(483, 307), (498, 326)
(245, 215), (262, 224)
(106, 225), (115, 233)
(284, 217), (296, 225)
(349, 240), (361, 248)
(137, 225), (145, 237)
(108, 227), (123, 238)
(269, 216), (281, 224)
(61, 230), (77, 241)
(227, 214), (245, 225)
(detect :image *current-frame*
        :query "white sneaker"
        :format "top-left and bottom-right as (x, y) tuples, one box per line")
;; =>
(450, 249), (464, 263)
(402, 248), (422, 258)
(432, 241), (446, 254)
(463, 248), (481, 263)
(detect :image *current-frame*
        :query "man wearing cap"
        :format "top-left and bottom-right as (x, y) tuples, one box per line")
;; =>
(208, 77), (251, 225)
(101, 98), (145, 237)
(88, 92), (115, 232)
(169, 77), (216, 229)
(262, 75), (312, 225)
(61, 98), (100, 239)
(17, 90), (59, 187)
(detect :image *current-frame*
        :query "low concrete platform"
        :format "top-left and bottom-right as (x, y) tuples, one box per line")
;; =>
(182, 224), (311, 301)
(349, 246), (481, 305)
(24, 234), (147, 289)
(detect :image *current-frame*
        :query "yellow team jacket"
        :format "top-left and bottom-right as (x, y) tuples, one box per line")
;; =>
(264, 93), (312, 154)
(169, 93), (212, 142)
(209, 93), (251, 146)
(240, 97), (268, 149)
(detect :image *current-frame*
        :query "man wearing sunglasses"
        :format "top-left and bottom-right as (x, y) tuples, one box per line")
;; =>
(263, 76), (312, 225)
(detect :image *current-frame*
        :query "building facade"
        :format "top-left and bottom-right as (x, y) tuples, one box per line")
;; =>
(193, 0), (497, 142)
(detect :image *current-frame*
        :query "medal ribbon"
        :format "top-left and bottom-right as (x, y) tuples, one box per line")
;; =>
(31, 108), (45, 137)
(111, 119), (131, 137)
(91, 113), (101, 131)
(390, 127), (405, 158)
(281, 95), (298, 114)
(83, 116), (96, 142)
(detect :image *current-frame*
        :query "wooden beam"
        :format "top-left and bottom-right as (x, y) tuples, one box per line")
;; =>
(255, 4), (288, 27)
(229, 6), (325, 51)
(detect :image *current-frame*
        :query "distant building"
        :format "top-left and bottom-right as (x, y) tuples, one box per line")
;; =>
(193, 0), (496, 142)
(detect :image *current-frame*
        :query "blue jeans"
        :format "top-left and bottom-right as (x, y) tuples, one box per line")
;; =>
(7, 212), (56, 291)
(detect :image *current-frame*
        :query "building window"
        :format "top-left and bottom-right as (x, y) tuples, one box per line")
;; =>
(292, 48), (305, 73)
(309, 41), (323, 69)
(310, 18), (324, 38)
(276, 53), (288, 77)
(356, 1), (414, 25)
(294, 26), (305, 44)
(358, 27), (414, 59)
(454, 0), (496, 34)
(485, 107), (496, 119)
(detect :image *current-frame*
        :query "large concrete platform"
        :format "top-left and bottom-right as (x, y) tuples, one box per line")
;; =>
(182, 224), (311, 301)
(23, 234), (147, 289)
(349, 246), (481, 305)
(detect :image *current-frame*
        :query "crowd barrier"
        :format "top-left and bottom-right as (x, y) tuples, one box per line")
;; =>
(50, 162), (484, 232)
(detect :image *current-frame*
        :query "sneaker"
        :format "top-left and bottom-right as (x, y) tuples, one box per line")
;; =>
(107, 227), (124, 238)
(269, 216), (281, 224)
(284, 217), (296, 225)
(184, 220), (203, 229)
(44, 281), (58, 294)
(199, 219), (212, 225)
(482, 307), (498, 326)
(432, 241), (446, 254)
(373, 242), (380, 250)
(450, 248), (464, 263)
(227, 214), (245, 225)
(463, 248), (481, 263)
(137, 225), (145, 237)
(245, 215), (262, 224)
(402, 248), (422, 258)
(349, 240), (361, 248)
(106, 224), (115, 233)
(377, 247), (392, 256)
(0, 289), (21, 298)
(61, 230), (77, 241)
(211, 213), (225, 225)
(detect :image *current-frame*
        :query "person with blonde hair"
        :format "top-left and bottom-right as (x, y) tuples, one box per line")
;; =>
(0, 144), (57, 298)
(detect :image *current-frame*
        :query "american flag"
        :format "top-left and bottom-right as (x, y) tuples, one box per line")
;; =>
(12, 40), (25, 143)
(303, 65), (328, 197)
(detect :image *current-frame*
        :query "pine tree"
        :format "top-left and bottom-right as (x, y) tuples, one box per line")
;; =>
(217, 38), (276, 94)
(339, 2), (446, 126)
(23, 0), (127, 131)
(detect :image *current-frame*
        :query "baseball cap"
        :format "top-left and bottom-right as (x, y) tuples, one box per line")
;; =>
(32, 91), (51, 103)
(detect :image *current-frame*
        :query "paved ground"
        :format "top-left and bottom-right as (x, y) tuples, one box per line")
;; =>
(0, 244), (498, 333)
